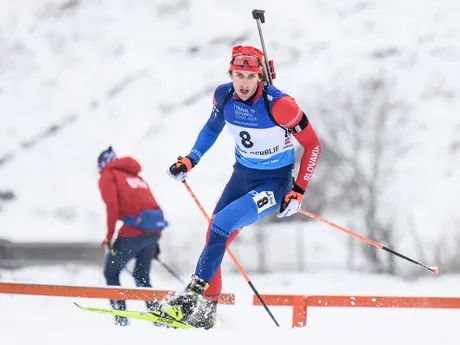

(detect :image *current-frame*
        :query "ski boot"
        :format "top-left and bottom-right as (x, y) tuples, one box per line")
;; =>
(188, 300), (217, 330)
(160, 275), (209, 324)
(146, 301), (169, 328)
(111, 300), (129, 326)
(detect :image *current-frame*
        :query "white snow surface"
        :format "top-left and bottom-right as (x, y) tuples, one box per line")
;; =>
(1, 265), (459, 344)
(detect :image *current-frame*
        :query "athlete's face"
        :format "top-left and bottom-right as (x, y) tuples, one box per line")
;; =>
(230, 71), (261, 101)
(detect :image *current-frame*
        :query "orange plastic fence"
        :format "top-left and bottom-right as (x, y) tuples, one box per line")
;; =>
(253, 295), (460, 328)
(253, 295), (308, 328)
(0, 282), (235, 305)
(307, 295), (460, 308)
(3, 282), (459, 328)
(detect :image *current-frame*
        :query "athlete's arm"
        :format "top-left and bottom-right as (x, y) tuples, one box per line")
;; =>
(98, 171), (119, 242)
(187, 97), (226, 164)
(272, 96), (321, 192)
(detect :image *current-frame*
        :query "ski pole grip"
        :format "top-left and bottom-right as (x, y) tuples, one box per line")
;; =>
(252, 9), (265, 23)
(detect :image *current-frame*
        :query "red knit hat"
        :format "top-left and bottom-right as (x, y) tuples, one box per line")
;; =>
(229, 45), (264, 73)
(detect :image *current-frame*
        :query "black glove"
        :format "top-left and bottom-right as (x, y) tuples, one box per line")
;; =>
(167, 156), (196, 182)
(153, 243), (160, 260)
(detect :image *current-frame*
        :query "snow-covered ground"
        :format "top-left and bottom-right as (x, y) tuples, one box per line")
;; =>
(1, 265), (459, 344)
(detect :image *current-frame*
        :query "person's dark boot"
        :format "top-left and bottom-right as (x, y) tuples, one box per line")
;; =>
(187, 300), (217, 330)
(160, 275), (208, 323)
(111, 300), (129, 326)
(146, 301), (160, 312)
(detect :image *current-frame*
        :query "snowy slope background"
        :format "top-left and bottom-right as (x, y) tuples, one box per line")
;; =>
(0, 0), (459, 276)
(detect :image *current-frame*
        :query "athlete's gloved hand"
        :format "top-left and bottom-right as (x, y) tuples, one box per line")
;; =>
(277, 184), (305, 218)
(168, 156), (196, 182)
(101, 238), (114, 255)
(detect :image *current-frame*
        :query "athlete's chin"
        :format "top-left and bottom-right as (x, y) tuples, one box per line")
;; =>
(236, 91), (253, 101)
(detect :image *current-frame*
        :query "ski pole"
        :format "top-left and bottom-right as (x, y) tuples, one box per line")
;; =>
(299, 209), (439, 274)
(155, 258), (186, 284)
(182, 180), (280, 327)
(252, 9), (274, 85)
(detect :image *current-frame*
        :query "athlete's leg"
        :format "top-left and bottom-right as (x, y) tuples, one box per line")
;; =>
(159, 169), (291, 324)
(201, 164), (248, 301)
(195, 177), (291, 284)
(202, 217), (240, 301)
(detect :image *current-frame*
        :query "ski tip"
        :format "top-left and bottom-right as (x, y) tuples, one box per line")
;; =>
(74, 302), (82, 308)
(432, 266), (439, 274)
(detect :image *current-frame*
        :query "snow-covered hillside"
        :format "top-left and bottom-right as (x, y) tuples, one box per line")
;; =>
(0, 0), (459, 274)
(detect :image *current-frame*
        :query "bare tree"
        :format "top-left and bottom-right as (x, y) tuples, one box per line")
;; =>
(308, 76), (408, 273)
(237, 76), (409, 274)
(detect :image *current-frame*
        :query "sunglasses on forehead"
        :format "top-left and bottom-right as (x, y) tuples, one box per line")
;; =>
(230, 54), (262, 68)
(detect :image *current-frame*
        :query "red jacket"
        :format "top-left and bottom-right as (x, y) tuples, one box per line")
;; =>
(98, 157), (161, 242)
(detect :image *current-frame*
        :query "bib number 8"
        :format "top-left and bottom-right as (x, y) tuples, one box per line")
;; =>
(252, 191), (276, 213)
(257, 197), (269, 208)
(239, 131), (254, 148)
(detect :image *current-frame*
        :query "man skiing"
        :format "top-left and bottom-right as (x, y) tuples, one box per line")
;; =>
(98, 146), (166, 326)
(163, 45), (321, 329)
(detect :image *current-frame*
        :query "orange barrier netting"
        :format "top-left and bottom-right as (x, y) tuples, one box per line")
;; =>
(253, 295), (460, 328)
(0, 282), (235, 305)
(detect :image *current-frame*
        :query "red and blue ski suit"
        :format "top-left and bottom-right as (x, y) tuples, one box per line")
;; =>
(187, 82), (321, 301)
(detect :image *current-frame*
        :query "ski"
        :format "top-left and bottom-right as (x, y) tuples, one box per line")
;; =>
(74, 302), (196, 329)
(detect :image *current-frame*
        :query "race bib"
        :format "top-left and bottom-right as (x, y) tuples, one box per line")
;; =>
(252, 191), (276, 213)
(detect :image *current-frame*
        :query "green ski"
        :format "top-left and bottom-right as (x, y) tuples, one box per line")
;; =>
(74, 302), (196, 329)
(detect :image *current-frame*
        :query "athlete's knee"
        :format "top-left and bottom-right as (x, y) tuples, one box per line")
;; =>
(210, 223), (230, 238)
(211, 212), (238, 238)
